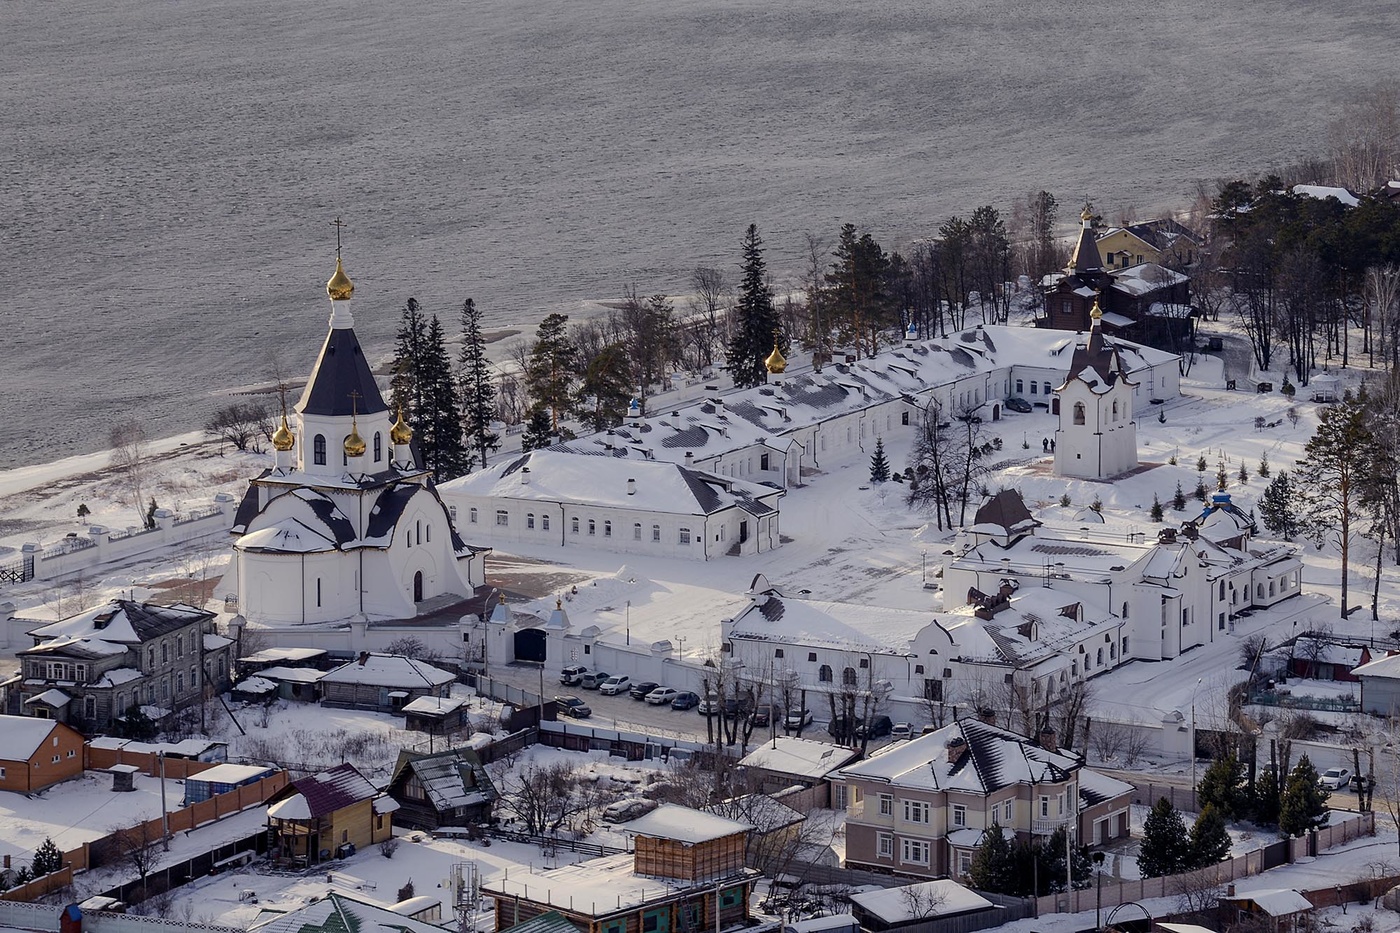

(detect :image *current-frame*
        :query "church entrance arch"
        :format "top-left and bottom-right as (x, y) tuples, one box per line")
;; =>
(514, 627), (547, 663)
(413, 571), (424, 602)
(991, 404), (1000, 421)
(1051, 397), (1060, 416)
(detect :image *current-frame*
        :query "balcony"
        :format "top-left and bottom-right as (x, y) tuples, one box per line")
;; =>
(1032, 814), (1073, 835)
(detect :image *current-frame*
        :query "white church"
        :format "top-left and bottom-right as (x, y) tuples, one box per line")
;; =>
(1053, 300), (1139, 480)
(222, 254), (487, 627)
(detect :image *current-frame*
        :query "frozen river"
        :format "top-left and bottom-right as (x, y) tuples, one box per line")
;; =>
(2, 0), (1395, 466)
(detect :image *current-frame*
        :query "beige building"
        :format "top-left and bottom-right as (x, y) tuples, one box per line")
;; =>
(838, 718), (1132, 880)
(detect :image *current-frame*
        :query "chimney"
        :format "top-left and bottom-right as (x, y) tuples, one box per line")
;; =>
(945, 736), (969, 766)
(1038, 726), (1058, 753)
(627, 478), (636, 496)
(998, 579), (1016, 600)
(520, 467), (531, 485)
(357, 651), (370, 666)
(684, 452), (694, 464)
(977, 707), (996, 725)
(1227, 883), (1236, 898)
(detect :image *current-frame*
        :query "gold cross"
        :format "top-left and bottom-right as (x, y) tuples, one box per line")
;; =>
(330, 217), (347, 259)
(348, 389), (361, 416)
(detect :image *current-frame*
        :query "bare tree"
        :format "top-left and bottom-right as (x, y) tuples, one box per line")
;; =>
(1089, 720), (1128, 763)
(488, 759), (592, 836)
(110, 820), (162, 898)
(901, 884), (950, 920)
(687, 266), (729, 372)
(205, 402), (273, 454)
(109, 420), (151, 527)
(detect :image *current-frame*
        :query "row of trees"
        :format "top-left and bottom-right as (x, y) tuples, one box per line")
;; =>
(968, 823), (1091, 896)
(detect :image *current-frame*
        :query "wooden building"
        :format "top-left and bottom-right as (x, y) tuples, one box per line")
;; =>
(265, 762), (397, 865)
(387, 747), (497, 831)
(0, 716), (86, 793)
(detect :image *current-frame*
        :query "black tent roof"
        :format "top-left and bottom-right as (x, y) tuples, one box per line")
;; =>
(297, 327), (388, 417)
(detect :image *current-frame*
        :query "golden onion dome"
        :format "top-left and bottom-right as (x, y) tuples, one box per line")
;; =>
(1080, 205), (1094, 223)
(343, 419), (366, 458)
(326, 256), (355, 302)
(1090, 297), (1103, 321)
(390, 407), (414, 445)
(272, 414), (296, 452)
(764, 340), (787, 375)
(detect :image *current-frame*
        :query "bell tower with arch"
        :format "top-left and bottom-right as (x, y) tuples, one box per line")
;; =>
(1053, 300), (1139, 480)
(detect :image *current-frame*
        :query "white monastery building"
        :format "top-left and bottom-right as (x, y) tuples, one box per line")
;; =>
(1053, 302), (1139, 480)
(222, 254), (486, 626)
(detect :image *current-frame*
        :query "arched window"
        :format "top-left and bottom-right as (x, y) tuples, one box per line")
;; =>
(1030, 382), (1038, 395)
(1219, 581), (1226, 600)
(652, 524), (661, 542)
(571, 517), (580, 534)
(1121, 601), (1129, 619)
(426, 525), (431, 542)
(527, 513), (536, 530)
(374, 432), (383, 462)
(469, 507), (478, 524)
(634, 523), (642, 540)
(588, 519), (596, 536)
(1097, 647), (1104, 666)
(842, 667), (857, 686)
(1073, 402), (1086, 425)
(1015, 379), (1024, 394)
(1111, 400), (1119, 420)
(818, 665), (833, 683)
(542, 514), (551, 531)
(604, 521), (612, 537)
(416, 520), (422, 544)
(1044, 382), (1052, 395)
(313, 434), (327, 465)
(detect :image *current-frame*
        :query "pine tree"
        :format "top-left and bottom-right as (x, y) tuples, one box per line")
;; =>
(391, 298), (430, 417)
(869, 437), (891, 483)
(1259, 472), (1301, 540)
(1197, 755), (1245, 819)
(1188, 804), (1232, 868)
(1138, 797), (1190, 877)
(725, 225), (782, 389)
(419, 314), (469, 481)
(1239, 462), (1250, 484)
(525, 313), (577, 433)
(1194, 478), (1209, 502)
(31, 838), (62, 877)
(1258, 452), (1271, 478)
(1150, 493), (1164, 522)
(1279, 754), (1330, 837)
(969, 822), (1016, 894)
(1197, 455), (1208, 472)
(577, 343), (633, 433)
(1173, 482), (1187, 511)
(458, 299), (500, 471)
(521, 407), (555, 453)
(1253, 766), (1281, 826)
(826, 223), (892, 358)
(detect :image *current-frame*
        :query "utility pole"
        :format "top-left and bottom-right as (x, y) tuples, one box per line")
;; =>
(158, 752), (170, 851)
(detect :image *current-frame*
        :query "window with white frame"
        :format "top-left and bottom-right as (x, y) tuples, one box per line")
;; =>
(542, 514), (550, 531)
(951, 803), (967, 827)
(903, 799), (930, 824)
(527, 513), (536, 529)
(651, 524), (660, 542)
(571, 517), (580, 534)
(496, 510), (509, 526)
(1002, 799), (1013, 822)
(469, 507), (478, 523)
(1040, 795), (1050, 818)
(958, 851), (973, 875)
(678, 527), (691, 545)
(878, 793), (894, 816)
(901, 838), (930, 866)
(634, 523), (642, 540)
(877, 832), (894, 858)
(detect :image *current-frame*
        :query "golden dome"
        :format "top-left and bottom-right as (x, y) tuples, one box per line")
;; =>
(1089, 297), (1104, 321)
(1080, 205), (1094, 223)
(326, 256), (354, 302)
(343, 418), (366, 458)
(390, 407), (414, 445)
(764, 340), (787, 375)
(272, 414), (296, 452)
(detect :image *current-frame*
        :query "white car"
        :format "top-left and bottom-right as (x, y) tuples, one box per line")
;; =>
(646, 687), (680, 705)
(1319, 767), (1351, 790)
(598, 674), (632, 696)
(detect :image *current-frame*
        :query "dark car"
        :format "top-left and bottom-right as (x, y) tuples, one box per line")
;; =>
(1004, 397), (1032, 413)
(671, 691), (700, 710)
(749, 703), (782, 729)
(722, 696), (754, 720)
(856, 715), (894, 739)
(554, 695), (592, 719)
(828, 716), (861, 742)
(629, 681), (660, 700)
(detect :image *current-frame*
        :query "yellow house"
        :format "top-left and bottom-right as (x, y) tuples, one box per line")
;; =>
(1096, 220), (1202, 270)
(266, 762), (397, 865)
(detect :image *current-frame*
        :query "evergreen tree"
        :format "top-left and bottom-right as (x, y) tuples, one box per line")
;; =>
(1197, 455), (1208, 472)
(1194, 478), (1209, 501)
(1258, 451), (1271, 478)
(419, 314), (469, 481)
(525, 313), (578, 433)
(1188, 804), (1232, 869)
(391, 298), (430, 418)
(725, 225), (782, 389)
(1217, 460), (1229, 491)
(869, 437), (891, 483)
(458, 299), (500, 471)
(826, 223), (892, 357)
(520, 407), (555, 453)
(1279, 754), (1330, 836)
(31, 838), (62, 877)
(1039, 826), (1093, 892)
(1150, 493), (1164, 522)
(1253, 766), (1281, 826)
(1197, 755), (1245, 819)
(577, 343), (633, 433)
(1173, 482), (1187, 511)
(1239, 462), (1250, 484)
(968, 822), (1016, 894)
(1138, 797), (1190, 877)
(1259, 471), (1302, 540)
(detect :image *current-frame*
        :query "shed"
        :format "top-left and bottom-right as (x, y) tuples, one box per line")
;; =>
(183, 763), (277, 804)
(850, 880), (996, 931)
(1351, 653), (1400, 715)
(1220, 888), (1313, 933)
(402, 695), (469, 733)
(386, 747), (497, 831)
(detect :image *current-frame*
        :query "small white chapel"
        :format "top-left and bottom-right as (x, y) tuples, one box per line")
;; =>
(1053, 299), (1140, 480)
(222, 251), (487, 626)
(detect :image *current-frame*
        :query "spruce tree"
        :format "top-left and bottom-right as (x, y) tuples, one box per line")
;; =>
(1138, 797), (1190, 877)
(525, 313), (577, 433)
(1279, 754), (1330, 837)
(1238, 462), (1250, 484)
(1258, 452), (1270, 478)
(458, 299), (500, 471)
(725, 225), (782, 389)
(31, 838), (62, 877)
(577, 343), (633, 433)
(1194, 478), (1209, 502)
(968, 822), (1015, 894)
(419, 314), (469, 481)
(1197, 455), (1208, 472)
(1216, 460), (1229, 491)
(1172, 482), (1187, 511)
(1258, 471), (1301, 540)
(1253, 766), (1281, 826)
(390, 298), (429, 418)
(1197, 755), (1245, 819)
(521, 407), (555, 453)
(869, 437), (891, 483)
(1150, 493), (1164, 522)
(1188, 804), (1232, 868)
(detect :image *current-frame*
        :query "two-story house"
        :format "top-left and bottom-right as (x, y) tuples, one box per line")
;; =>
(838, 718), (1131, 880)
(5, 600), (234, 731)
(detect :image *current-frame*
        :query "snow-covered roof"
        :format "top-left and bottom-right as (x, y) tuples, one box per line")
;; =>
(482, 853), (754, 916)
(1110, 263), (1187, 297)
(234, 676), (277, 694)
(1352, 653), (1400, 679)
(27, 599), (211, 646)
(187, 763), (275, 785)
(250, 892), (452, 933)
(1292, 185), (1359, 207)
(1227, 888), (1313, 916)
(397, 749), (496, 812)
(268, 761), (379, 819)
(321, 653), (454, 688)
(738, 737), (860, 780)
(24, 688), (71, 708)
(624, 804), (751, 843)
(236, 517), (339, 553)
(204, 634), (235, 651)
(728, 590), (934, 653)
(255, 665), (327, 684)
(850, 880), (993, 923)
(239, 647), (328, 664)
(402, 695), (468, 716)
(0, 715), (72, 759)
(441, 448), (782, 517)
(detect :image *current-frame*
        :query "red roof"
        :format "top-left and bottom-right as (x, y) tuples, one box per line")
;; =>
(277, 762), (377, 818)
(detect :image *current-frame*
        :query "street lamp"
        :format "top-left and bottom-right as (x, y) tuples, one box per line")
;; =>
(1190, 676), (1204, 789)
(922, 549), (928, 583)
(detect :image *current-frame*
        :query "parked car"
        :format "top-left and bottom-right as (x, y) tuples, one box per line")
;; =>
(697, 693), (722, 715)
(671, 691), (700, 710)
(785, 708), (813, 730)
(646, 687), (680, 705)
(1320, 767), (1352, 789)
(722, 696), (754, 719)
(598, 674), (632, 696)
(856, 715), (894, 739)
(602, 797), (659, 823)
(890, 722), (913, 740)
(579, 670), (610, 690)
(629, 681), (660, 700)
(828, 716), (860, 742)
(560, 665), (589, 686)
(1350, 774), (1374, 792)
(1004, 396), (1033, 413)
(749, 703), (782, 729)
(554, 695), (592, 718)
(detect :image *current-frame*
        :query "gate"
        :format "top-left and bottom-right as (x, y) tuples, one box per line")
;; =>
(1262, 838), (1289, 870)
(514, 627), (546, 663)
(0, 555), (33, 585)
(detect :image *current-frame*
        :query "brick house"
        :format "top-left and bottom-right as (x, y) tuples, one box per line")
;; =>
(839, 718), (1132, 880)
(4, 600), (234, 731)
(486, 805), (760, 933)
(0, 716), (86, 793)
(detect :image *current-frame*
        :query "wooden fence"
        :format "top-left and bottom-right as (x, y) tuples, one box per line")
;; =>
(86, 746), (218, 779)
